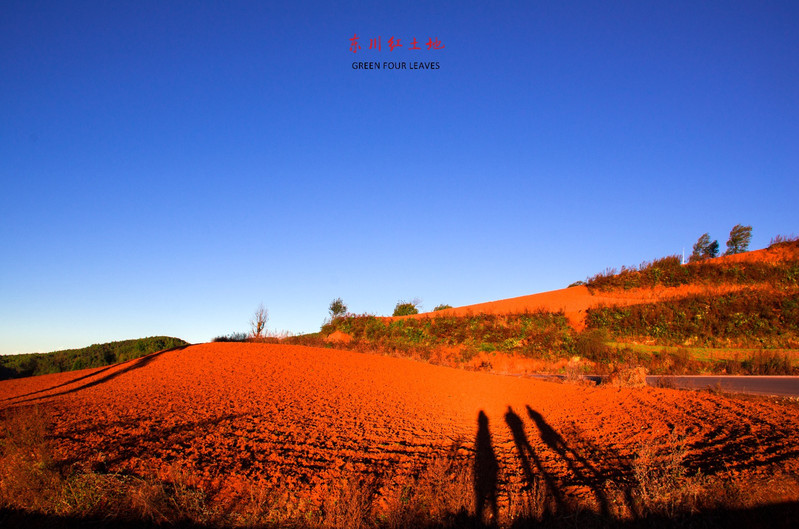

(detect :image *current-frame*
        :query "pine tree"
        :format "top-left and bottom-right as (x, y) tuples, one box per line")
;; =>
(725, 224), (752, 255)
(689, 233), (719, 262)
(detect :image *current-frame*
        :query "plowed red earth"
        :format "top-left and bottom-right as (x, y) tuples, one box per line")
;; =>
(2, 343), (798, 511)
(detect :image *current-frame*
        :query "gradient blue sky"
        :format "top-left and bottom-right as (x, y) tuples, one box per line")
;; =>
(2, 1), (797, 354)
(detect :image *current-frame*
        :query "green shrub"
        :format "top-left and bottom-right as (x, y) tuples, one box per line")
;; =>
(574, 329), (611, 363)
(585, 290), (799, 348)
(393, 300), (420, 316)
(212, 333), (249, 343)
(321, 310), (574, 362)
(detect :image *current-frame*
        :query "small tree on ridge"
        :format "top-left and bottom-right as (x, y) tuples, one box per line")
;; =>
(689, 233), (719, 262)
(393, 299), (421, 316)
(725, 224), (752, 255)
(329, 298), (347, 319)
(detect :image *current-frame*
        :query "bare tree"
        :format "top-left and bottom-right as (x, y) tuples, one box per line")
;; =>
(250, 303), (268, 338)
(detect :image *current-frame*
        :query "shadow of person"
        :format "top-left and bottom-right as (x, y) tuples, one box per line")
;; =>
(474, 410), (499, 526)
(505, 406), (565, 515)
(504, 407), (535, 488)
(527, 406), (610, 517)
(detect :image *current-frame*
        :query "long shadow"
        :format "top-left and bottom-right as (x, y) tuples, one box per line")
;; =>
(682, 424), (799, 476)
(504, 406), (565, 515)
(11, 346), (188, 405)
(526, 406), (611, 517)
(561, 422), (642, 519)
(474, 410), (499, 526)
(53, 411), (250, 480)
(2, 363), (119, 402)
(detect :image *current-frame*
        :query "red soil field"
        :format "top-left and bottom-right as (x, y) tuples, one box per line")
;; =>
(2, 343), (798, 515)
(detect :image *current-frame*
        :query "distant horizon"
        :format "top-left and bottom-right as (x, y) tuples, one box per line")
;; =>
(2, 1), (797, 355)
(2, 235), (791, 356)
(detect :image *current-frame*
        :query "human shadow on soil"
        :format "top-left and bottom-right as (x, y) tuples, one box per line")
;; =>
(9, 346), (188, 404)
(504, 406), (565, 515)
(474, 410), (499, 526)
(525, 406), (611, 517)
(557, 421), (642, 519)
(494, 407), (799, 527)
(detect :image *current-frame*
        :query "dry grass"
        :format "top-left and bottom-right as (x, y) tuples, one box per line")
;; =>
(2, 407), (795, 528)
(629, 432), (705, 518)
(0, 406), (208, 525)
(0, 406), (60, 513)
(378, 448), (473, 528)
(606, 366), (648, 388)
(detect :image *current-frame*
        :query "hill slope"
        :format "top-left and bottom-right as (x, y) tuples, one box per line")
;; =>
(413, 240), (799, 330)
(0, 336), (189, 380)
(2, 343), (797, 524)
(408, 284), (709, 330)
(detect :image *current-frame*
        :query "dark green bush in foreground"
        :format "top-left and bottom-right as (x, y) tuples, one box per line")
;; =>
(0, 336), (188, 380)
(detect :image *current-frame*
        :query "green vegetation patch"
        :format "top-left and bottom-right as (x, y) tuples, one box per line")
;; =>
(586, 290), (799, 348)
(321, 311), (574, 360)
(586, 245), (799, 292)
(0, 336), (188, 380)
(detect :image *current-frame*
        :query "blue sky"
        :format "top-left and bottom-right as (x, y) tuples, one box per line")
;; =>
(2, 1), (797, 354)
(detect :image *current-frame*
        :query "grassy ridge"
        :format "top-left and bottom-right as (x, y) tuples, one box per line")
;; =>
(317, 250), (799, 375)
(0, 336), (188, 380)
(317, 312), (797, 375)
(320, 311), (574, 362)
(585, 290), (799, 348)
(586, 248), (799, 292)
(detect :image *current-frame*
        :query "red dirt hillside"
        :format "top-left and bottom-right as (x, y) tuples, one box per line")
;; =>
(713, 238), (799, 265)
(408, 242), (798, 329)
(414, 284), (765, 330)
(2, 342), (798, 517)
(408, 285), (631, 330)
